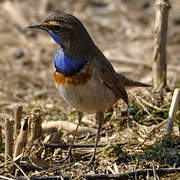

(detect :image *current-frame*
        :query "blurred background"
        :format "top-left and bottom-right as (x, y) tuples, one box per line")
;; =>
(0, 0), (180, 123)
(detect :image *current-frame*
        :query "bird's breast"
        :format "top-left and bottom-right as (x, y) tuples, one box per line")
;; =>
(54, 64), (118, 113)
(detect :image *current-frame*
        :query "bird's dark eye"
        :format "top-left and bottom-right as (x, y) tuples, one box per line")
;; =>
(52, 25), (61, 32)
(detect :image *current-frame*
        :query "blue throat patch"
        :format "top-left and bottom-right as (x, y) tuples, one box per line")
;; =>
(54, 48), (87, 76)
(48, 31), (63, 45)
(47, 31), (87, 76)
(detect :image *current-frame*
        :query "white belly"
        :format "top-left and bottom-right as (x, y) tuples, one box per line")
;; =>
(55, 77), (118, 113)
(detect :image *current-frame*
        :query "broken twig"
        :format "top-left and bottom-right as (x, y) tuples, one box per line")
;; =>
(5, 117), (14, 163)
(14, 117), (29, 162)
(29, 108), (42, 142)
(164, 88), (180, 136)
(39, 142), (129, 149)
(42, 120), (97, 136)
(14, 104), (23, 137)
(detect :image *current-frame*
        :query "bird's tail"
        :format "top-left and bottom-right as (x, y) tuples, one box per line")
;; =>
(118, 73), (151, 89)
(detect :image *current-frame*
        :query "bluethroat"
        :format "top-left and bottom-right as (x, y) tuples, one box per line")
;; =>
(29, 13), (150, 166)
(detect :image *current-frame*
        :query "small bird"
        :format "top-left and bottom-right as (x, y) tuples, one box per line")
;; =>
(29, 13), (150, 165)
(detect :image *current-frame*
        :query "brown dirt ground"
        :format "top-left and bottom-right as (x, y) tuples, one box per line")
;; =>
(0, 0), (180, 179)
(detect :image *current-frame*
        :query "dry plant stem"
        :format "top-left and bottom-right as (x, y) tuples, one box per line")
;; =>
(43, 131), (63, 144)
(41, 142), (129, 149)
(141, 99), (164, 111)
(30, 108), (42, 142)
(133, 94), (154, 119)
(164, 88), (180, 136)
(153, 165), (157, 179)
(13, 117), (29, 162)
(0, 175), (14, 180)
(142, 119), (167, 145)
(42, 120), (97, 135)
(14, 105), (23, 137)
(152, 0), (171, 90)
(0, 125), (2, 146)
(5, 117), (14, 163)
(16, 168), (180, 180)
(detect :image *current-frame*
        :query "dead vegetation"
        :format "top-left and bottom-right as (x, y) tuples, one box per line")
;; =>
(0, 0), (180, 179)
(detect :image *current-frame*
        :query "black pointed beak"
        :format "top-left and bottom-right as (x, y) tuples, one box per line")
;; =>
(28, 23), (42, 29)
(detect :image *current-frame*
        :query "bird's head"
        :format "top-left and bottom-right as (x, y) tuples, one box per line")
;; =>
(28, 14), (94, 57)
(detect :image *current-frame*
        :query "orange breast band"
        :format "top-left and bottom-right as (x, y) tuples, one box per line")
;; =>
(54, 66), (92, 86)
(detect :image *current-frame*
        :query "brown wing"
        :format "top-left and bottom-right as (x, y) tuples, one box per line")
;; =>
(92, 50), (128, 105)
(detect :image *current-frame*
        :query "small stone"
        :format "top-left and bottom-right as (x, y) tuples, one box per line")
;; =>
(14, 50), (24, 59)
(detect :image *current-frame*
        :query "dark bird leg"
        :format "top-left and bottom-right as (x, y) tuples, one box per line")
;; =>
(59, 111), (83, 164)
(88, 111), (103, 166)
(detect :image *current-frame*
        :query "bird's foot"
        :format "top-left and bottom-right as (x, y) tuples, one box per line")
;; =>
(87, 155), (95, 167)
(80, 155), (98, 172)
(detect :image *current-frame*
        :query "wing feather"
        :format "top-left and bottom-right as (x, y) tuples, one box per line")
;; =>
(91, 50), (128, 105)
